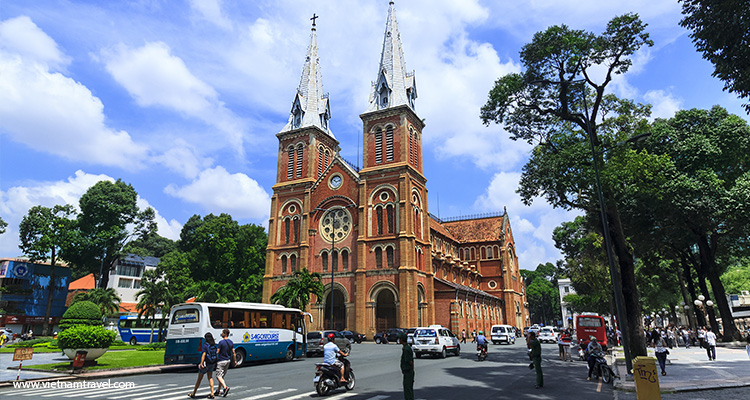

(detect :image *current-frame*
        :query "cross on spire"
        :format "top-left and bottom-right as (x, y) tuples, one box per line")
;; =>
(310, 13), (318, 28)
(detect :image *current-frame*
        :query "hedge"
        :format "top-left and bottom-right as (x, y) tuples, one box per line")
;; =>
(59, 301), (102, 329)
(136, 342), (166, 351)
(8, 338), (53, 348)
(58, 325), (116, 349)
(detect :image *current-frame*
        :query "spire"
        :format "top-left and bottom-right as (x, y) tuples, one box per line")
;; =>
(367, 1), (417, 112)
(280, 14), (333, 137)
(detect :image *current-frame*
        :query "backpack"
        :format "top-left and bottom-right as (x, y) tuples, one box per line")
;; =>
(205, 344), (218, 364)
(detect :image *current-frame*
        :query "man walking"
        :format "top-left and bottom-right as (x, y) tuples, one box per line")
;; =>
(528, 332), (543, 389)
(398, 332), (414, 400)
(215, 329), (236, 397)
(705, 327), (717, 361)
(461, 329), (467, 344)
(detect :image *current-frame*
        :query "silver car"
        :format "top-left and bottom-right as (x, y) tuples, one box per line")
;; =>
(306, 330), (351, 357)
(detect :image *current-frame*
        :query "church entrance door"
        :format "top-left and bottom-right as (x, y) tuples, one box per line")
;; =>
(375, 289), (397, 332)
(324, 289), (346, 331)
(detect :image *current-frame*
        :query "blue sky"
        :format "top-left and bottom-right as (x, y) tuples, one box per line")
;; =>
(0, 0), (746, 271)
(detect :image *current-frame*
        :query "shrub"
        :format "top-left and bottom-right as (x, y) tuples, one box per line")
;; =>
(111, 340), (127, 346)
(58, 325), (116, 349)
(8, 338), (53, 348)
(59, 301), (102, 329)
(136, 342), (166, 351)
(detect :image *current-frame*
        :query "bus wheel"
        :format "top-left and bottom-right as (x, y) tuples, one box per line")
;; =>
(234, 348), (246, 367)
(285, 346), (294, 362)
(129, 337), (137, 346)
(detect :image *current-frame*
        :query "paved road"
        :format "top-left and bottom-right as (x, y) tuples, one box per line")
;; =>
(0, 351), (74, 382)
(0, 341), (614, 399)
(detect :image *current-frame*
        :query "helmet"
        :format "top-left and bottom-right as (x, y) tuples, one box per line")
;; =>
(590, 336), (598, 342)
(327, 333), (335, 341)
(478, 331), (483, 335)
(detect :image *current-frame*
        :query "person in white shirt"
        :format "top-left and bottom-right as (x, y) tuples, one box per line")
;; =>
(705, 327), (717, 361)
(323, 333), (348, 383)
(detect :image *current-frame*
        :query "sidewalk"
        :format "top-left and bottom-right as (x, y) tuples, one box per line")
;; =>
(614, 343), (750, 393)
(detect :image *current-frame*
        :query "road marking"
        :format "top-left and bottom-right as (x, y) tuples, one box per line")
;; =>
(159, 386), (270, 400)
(88, 383), (164, 398)
(116, 384), (194, 400)
(596, 379), (602, 392)
(239, 388), (297, 400)
(363, 396), (389, 400)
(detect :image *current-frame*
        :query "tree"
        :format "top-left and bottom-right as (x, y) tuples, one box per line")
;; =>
(18, 204), (77, 336)
(270, 268), (325, 310)
(720, 260), (750, 295)
(67, 179), (155, 286)
(481, 14), (653, 358)
(136, 269), (168, 343)
(123, 234), (177, 258)
(680, 0), (750, 112)
(520, 263), (562, 326)
(0, 216), (7, 235)
(72, 288), (122, 317)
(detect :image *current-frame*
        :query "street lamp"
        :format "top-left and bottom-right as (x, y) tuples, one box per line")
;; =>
(314, 204), (355, 331)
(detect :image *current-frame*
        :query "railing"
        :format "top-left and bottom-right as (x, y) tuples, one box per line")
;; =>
(340, 157), (359, 171)
(428, 211), (504, 224)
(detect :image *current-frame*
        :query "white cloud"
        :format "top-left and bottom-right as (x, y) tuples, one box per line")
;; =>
(189, 0), (232, 30)
(101, 42), (245, 153)
(0, 17), (147, 169)
(135, 197), (182, 241)
(644, 89), (682, 120)
(164, 166), (271, 221)
(152, 139), (214, 179)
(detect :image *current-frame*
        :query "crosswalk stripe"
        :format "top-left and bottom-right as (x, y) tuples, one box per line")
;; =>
(239, 388), (297, 400)
(109, 384), (193, 400)
(89, 384), (169, 398)
(157, 387), (271, 400)
(364, 396), (389, 400)
(16, 386), (66, 396)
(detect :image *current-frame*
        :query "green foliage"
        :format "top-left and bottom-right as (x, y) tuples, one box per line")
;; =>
(57, 325), (116, 349)
(60, 301), (102, 329)
(136, 342), (166, 351)
(111, 340), (126, 346)
(680, 0), (750, 113)
(720, 261), (750, 295)
(124, 234), (177, 258)
(0, 216), (7, 235)
(270, 268), (325, 310)
(8, 338), (53, 348)
(521, 264), (562, 325)
(72, 288), (122, 317)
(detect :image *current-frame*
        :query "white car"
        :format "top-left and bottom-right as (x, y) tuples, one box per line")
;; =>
(538, 327), (557, 344)
(412, 326), (460, 358)
(490, 324), (516, 345)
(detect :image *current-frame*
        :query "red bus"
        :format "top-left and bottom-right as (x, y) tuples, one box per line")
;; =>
(576, 314), (607, 350)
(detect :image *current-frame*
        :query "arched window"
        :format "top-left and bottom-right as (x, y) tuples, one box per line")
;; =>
(332, 250), (338, 272)
(375, 248), (383, 269)
(386, 247), (394, 268)
(296, 145), (303, 178)
(481, 247), (486, 259)
(341, 249), (349, 271)
(487, 246), (493, 259)
(470, 247), (475, 260)
(386, 204), (394, 234)
(293, 217), (300, 243)
(281, 255), (287, 275)
(287, 147), (294, 179)
(284, 219), (290, 244)
(322, 252), (328, 272)
(385, 127), (394, 161)
(376, 207), (383, 235)
(494, 246), (500, 259)
(409, 130), (414, 165)
(375, 129), (383, 164)
(413, 208), (420, 238)
(290, 254), (297, 272)
(324, 150), (330, 169)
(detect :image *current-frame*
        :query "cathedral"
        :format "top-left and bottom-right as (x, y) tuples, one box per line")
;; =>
(262, 2), (529, 338)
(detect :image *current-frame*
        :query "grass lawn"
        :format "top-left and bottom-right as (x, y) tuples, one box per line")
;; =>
(1, 344), (140, 354)
(24, 350), (165, 371)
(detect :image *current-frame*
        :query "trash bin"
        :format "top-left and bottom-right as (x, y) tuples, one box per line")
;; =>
(633, 356), (661, 400)
(72, 350), (88, 369)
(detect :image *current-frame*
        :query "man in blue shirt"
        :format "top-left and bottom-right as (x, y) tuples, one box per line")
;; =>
(323, 333), (348, 383)
(215, 329), (236, 397)
(476, 331), (488, 352)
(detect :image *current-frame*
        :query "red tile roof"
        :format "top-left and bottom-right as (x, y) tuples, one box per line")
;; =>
(441, 216), (505, 243)
(68, 273), (96, 290)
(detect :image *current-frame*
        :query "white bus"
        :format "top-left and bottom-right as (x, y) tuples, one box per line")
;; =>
(164, 302), (308, 366)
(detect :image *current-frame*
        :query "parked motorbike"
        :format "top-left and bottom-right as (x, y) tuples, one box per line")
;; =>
(588, 352), (614, 384)
(314, 354), (355, 396)
(476, 344), (487, 361)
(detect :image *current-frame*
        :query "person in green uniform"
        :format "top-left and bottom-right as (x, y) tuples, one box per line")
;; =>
(528, 331), (543, 388)
(398, 332), (414, 400)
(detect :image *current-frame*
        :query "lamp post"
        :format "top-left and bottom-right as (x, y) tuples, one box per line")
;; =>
(314, 204), (355, 331)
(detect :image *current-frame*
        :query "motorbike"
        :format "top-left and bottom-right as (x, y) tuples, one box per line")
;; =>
(587, 352), (614, 384)
(476, 344), (487, 361)
(313, 354), (355, 396)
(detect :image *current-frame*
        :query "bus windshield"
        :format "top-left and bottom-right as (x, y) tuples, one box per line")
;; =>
(171, 308), (200, 324)
(578, 317), (603, 327)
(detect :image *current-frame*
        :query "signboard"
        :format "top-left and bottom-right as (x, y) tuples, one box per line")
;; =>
(13, 347), (33, 361)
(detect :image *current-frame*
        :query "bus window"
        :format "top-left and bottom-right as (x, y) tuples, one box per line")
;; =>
(172, 308), (200, 324)
(578, 317), (603, 327)
(230, 310), (247, 328)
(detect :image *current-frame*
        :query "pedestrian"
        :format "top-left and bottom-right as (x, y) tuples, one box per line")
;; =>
(745, 335), (750, 360)
(651, 329), (668, 376)
(214, 329), (236, 397)
(472, 329), (477, 343)
(398, 332), (414, 400)
(586, 336), (603, 381)
(705, 327), (717, 361)
(561, 331), (573, 362)
(557, 333), (565, 360)
(527, 331), (543, 389)
(0, 331), (7, 347)
(188, 332), (219, 399)
(697, 326), (706, 350)
(682, 327), (690, 349)
(461, 329), (467, 344)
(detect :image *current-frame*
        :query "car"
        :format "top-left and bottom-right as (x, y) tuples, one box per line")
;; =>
(373, 328), (405, 344)
(523, 327), (530, 337)
(341, 330), (366, 343)
(527, 324), (541, 337)
(538, 327), (557, 344)
(405, 328), (417, 345)
(412, 325), (460, 358)
(490, 324), (516, 345)
(306, 330), (351, 356)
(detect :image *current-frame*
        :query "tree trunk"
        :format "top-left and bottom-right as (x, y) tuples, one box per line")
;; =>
(695, 262), (721, 334)
(682, 260), (705, 326)
(607, 203), (648, 358)
(697, 235), (740, 341)
(42, 248), (56, 337)
(676, 262), (698, 329)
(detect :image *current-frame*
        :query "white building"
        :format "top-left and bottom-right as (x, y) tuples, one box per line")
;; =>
(106, 255), (159, 313)
(558, 278), (577, 329)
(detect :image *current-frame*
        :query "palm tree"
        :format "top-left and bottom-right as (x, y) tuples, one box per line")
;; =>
(136, 269), (166, 343)
(270, 268), (324, 311)
(72, 288), (122, 317)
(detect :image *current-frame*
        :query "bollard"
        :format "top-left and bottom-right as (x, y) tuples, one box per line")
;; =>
(633, 356), (661, 400)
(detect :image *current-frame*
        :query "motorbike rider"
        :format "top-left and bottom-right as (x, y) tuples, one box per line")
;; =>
(586, 336), (604, 380)
(476, 330), (488, 353)
(323, 333), (349, 384)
